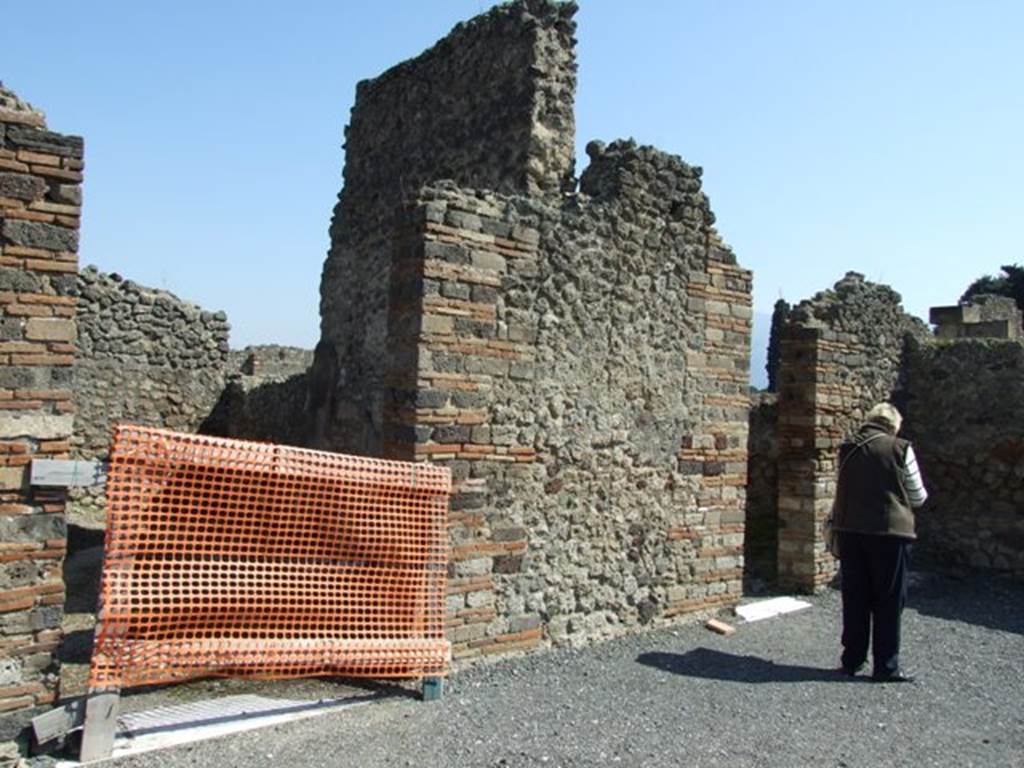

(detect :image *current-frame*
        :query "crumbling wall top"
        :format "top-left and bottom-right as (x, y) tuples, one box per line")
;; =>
(340, 0), (577, 226)
(578, 139), (737, 265)
(788, 271), (929, 341)
(0, 81), (46, 128)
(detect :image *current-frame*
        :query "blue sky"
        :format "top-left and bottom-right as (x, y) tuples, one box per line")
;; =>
(3, 1), (1022, 387)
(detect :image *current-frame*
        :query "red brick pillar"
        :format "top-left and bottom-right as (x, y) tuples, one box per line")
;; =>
(775, 325), (826, 592)
(0, 85), (83, 753)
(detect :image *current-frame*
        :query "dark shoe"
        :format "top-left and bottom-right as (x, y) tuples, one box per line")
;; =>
(837, 665), (860, 677)
(872, 671), (915, 684)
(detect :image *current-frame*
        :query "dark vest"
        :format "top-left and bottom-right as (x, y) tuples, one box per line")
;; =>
(833, 424), (916, 539)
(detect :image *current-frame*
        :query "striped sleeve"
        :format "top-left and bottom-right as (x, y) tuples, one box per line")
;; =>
(903, 444), (928, 507)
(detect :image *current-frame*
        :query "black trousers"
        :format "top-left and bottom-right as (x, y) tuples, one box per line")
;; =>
(837, 532), (912, 676)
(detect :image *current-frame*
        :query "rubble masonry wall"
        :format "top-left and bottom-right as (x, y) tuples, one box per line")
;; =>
(314, 0), (576, 457)
(903, 337), (1024, 578)
(314, 0), (752, 656)
(70, 267), (230, 524)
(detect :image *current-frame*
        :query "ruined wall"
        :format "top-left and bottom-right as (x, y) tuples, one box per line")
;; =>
(765, 299), (789, 392)
(313, 1), (752, 655)
(71, 266), (229, 524)
(903, 338), (1024, 578)
(931, 294), (1022, 341)
(0, 86), (81, 749)
(203, 345), (312, 446)
(745, 392), (778, 589)
(315, 0), (576, 457)
(775, 273), (928, 591)
(385, 149), (750, 655)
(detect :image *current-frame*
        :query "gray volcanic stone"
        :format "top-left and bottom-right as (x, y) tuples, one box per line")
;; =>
(2, 219), (78, 252)
(69, 267), (232, 524)
(0, 266), (41, 292)
(0, 172), (46, 201)
(4, 125), (84, 157)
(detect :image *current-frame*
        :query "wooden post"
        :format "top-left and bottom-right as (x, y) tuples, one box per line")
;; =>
(79, 691), (120, 762)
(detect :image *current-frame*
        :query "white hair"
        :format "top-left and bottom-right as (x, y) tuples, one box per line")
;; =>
(865, 402), (903, 434)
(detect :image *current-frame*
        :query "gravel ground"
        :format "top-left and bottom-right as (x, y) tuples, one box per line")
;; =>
(37, 570), (1024, 768)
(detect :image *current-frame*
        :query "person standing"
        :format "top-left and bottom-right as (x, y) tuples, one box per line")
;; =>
(832, 402), (928, 683)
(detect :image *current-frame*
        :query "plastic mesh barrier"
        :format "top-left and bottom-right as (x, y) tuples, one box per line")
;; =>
(88, 425), (451, 691)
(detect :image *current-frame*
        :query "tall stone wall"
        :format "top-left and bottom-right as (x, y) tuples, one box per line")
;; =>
(903, 337), (1024, 578)
(381, 143), (750, 657)
(775, 273), (928, 591)
(313, 0), (752, 657)
(314, 0), (576, 457)
(0, 85), (82, 749)
(70, 266), (229, 524)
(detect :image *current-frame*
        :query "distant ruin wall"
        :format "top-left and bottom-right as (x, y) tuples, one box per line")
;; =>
(903, 338), (1024, 578)
(315, 0), (576, 458)
(745, 392), (778, 587)
(70, 267), (229, 524)
(204, 345), (312, 445)
(0, 87), (82, 747)
(775, 273), (928, 591)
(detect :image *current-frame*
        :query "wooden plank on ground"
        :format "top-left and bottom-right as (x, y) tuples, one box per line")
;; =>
(31, 698), (85, 747)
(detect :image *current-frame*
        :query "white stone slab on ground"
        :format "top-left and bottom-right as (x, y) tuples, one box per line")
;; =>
(734, 596), (813, 623)
(57, 692), (382, 765)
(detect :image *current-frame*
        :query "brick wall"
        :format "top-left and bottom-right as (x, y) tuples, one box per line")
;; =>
(774, 273), (928, 592)
(0, 85), (82, 751)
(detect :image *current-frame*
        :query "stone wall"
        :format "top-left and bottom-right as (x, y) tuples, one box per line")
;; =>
(745, 393), (778, 589)
(0, 85), (82, 750)
(70, 266), (229, 525)
(774, 273), (928, 591)
(381, 149), (750, 657)
(203, 345), (312, 446)
(312, 0), (752, 656)
(314, 0), (576, 458)
(765, 299), (789, 392)
(903, 336), (1024, 578)
(930, 294), (1022, 341)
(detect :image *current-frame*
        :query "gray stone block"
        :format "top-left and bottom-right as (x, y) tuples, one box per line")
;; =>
(2, 219), (78, 252)
(0, 266), (41, 292)
(0, 172), (46, 201)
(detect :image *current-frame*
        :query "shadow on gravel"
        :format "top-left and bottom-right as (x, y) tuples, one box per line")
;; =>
(908, 570), (1024, 636)
(637, 648), (861, 684)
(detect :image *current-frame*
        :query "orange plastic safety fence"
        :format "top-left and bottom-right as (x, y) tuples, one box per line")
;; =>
(88, 425), (451, 691)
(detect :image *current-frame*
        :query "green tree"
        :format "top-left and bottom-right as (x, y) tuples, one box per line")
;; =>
(960, 264), (1024, 309)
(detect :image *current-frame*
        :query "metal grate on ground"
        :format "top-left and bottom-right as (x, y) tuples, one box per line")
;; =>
(88, 425), (452, 691)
